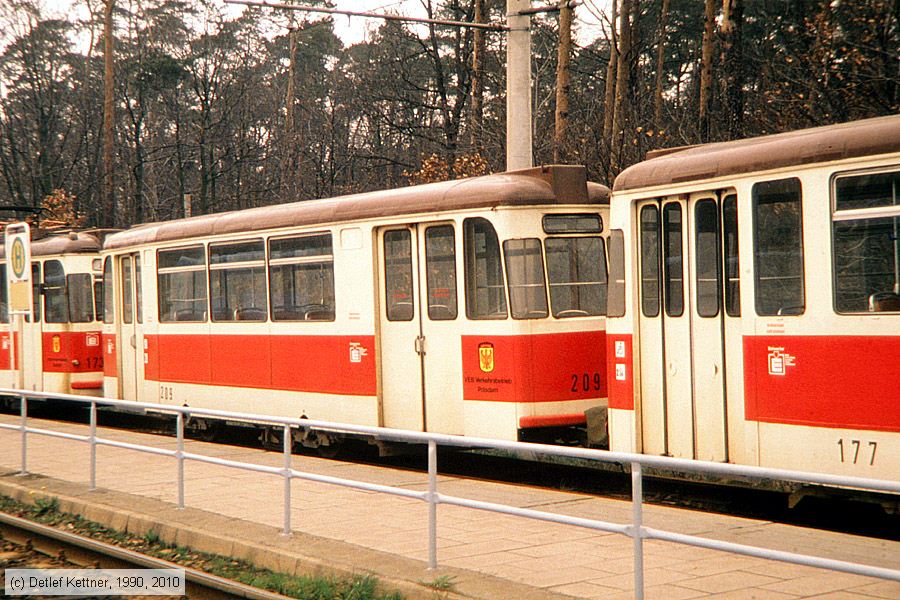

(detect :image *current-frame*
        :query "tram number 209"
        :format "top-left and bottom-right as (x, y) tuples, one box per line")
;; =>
(571, 372), (602, 393)
(837, 438), (877, 466)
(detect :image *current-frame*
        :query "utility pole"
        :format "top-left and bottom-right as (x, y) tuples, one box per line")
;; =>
(507, 0), (533, 170)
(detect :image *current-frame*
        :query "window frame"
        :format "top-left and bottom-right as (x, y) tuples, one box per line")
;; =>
(157, 245), (209, 323)
(268, 232), (336, 322)
(830, 166), (900, 314)
(752, 177), (806, 317)
(208, 238), (268, 323)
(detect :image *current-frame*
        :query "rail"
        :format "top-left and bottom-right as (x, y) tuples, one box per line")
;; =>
(1, 388), (898, 600)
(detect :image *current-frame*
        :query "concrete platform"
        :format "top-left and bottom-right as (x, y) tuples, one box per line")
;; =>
(1, 413), (898, 599)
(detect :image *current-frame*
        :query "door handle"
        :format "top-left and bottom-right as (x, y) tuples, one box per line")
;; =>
(130, 335), (136, 348)
(414, 335), (426, 356)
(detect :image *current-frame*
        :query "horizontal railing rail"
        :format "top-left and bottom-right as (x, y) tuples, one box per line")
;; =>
(1, 388), (898, 600)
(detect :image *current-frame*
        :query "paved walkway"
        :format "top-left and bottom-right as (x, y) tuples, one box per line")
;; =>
(0, 413), (898, 599)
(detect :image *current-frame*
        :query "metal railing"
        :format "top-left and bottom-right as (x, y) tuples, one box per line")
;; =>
(1, 388), (898, 600)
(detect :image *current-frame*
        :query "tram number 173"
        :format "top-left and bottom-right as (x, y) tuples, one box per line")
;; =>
(837, 438), (877, 466)
(571, 372), (603, 393)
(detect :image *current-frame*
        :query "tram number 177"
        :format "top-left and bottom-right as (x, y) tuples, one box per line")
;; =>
(837, 438), (877, 466)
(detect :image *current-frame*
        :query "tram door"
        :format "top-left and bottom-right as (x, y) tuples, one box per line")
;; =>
(377, 224), (463, 434)
(118, 254), (143, 401)
(637, 194), (731, 461)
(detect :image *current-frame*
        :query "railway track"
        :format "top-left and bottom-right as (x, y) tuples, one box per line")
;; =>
(0, 512), (290, 599)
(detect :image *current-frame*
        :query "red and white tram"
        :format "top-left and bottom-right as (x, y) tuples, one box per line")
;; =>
(100, 166), (611, 445)
(0, 232), (105, 396)
(605, 115), (900, 481)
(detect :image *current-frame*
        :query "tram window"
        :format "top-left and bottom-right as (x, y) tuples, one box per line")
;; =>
(67, 274), (94, 323)
(135, 255), (143, 323)
(94, 278), (103, 322)
(545, 236), (607, 318)
(122, 258), (133, 324)
(44, 260), (68, 323)
(384, 230), (414, 321)
(102, 257), (114, 323)
(425, 226), (457, 321)
(503, 238), (548, 319)
(268, 234), (335, 321)
(158, 246), (208, 322)
(753, 178), (805, 316)
(640, 206), (660, 318)
(543, 214), (603, 234)
(663, 203), (684, 317)
(607, 229), (626, 318)
(695, 200), (721, 318)
(833, 170), (900, 313)
(28, 263), (40, 323)
(210, 240), (267, 322)
(0, 265), (7, 323)
(722, 195), (741, 317)
(464, 218), (508, 319)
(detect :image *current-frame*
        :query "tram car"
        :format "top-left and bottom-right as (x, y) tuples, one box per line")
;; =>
(605, 115), (900, 481)
(0, 232), (105, 397)
(100, 166), (611, 447)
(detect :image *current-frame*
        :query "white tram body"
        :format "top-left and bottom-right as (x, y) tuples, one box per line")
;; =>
(100, 166), (611, 442)
(0, 233), (105, 395)
(606, 115), (900, 481)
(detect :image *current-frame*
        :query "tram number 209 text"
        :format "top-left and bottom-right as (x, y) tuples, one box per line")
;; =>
(571, 373), (602, 393)
(837, 438), (877, 466)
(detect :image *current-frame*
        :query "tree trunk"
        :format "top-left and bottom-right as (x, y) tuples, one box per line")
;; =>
(282, 24), (300, 198)
(610, 0), (633, 174)
(720, 0), (744, 139)
(470, 0), (484, 151)
(102, 0), (116, 227)
(653, 0), (670, 128)
(602, 0), (618, 144)
(553, 0), (573, 163)
(699, 0), (717, 142)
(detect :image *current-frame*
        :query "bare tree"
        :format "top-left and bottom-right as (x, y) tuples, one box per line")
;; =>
(653, 0), (670, 128)
(609, 0), (633, 174)
(698, 0), (716, 141)
(601, 0), (618, 144)
(720, 0), (743, 139)
(102, 0), (116, 226)
(553, 0), (573, 162)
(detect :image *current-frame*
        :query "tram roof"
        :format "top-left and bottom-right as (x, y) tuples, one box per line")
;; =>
(0, 231), (100, 259)
(105, 165), (609, 250)
(613, 114), (900, 193)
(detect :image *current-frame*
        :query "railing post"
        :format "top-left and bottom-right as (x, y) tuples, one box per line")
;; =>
(89, 402), (97, 490)
(632, 461), (645, 600)
(18, 395), (27, 475)
(282, 425), (292, 536)
(176, 412), (185, 509)
(427, 439), (438, 570)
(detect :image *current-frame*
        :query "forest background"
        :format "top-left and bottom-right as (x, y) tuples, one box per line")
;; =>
(0, 0), (897, 229)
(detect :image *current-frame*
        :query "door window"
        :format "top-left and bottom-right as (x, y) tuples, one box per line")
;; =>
(384, 230), (414, 321)
(640, 206), (660, 318)
(663, 203), (684, 317)
(694, 200), (721, 318)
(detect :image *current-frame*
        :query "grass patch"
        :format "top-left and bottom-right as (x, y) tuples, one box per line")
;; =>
(422, 574), (456, 592)
(0, 494), (403, 600)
